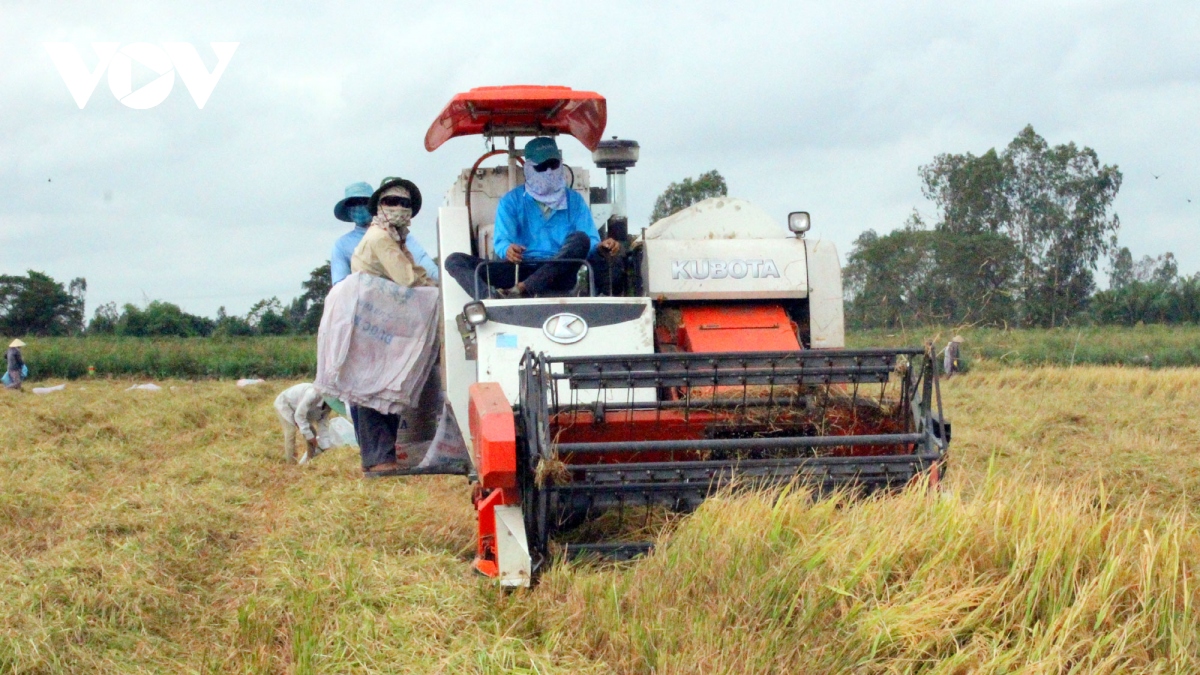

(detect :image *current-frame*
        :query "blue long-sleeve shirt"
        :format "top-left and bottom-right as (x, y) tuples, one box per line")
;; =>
(330, 226), (439, 284)
(493, 187), (599, 260)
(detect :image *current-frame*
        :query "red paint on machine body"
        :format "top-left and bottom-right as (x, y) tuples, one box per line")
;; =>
(676, 304), (801, 353)
(467, 383), (520, 578)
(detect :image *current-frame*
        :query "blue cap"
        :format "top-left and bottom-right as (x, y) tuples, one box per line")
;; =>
(334, 182), (373, 222)
(524, 137), (562, 166)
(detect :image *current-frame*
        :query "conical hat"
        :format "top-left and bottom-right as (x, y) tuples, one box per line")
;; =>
(951, 335), (964, 343)
(9, 339), (25, 348)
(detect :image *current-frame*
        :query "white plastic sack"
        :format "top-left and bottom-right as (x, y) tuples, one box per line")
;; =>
(316, 416), (358, 450)
(314, 273), (440, 415)
(408, 400), (470, 473)
(32, 384), (66, 395)
(237, 378), (264, 387)
(126, 383), (162, 392)
(385, 368), (470, 474)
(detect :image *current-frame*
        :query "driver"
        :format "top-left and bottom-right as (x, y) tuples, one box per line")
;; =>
(445, 137), (620, 298)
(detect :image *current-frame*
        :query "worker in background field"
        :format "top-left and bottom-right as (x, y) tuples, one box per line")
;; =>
(274, 382), (332, 464)
(348, 176), (437, 474)
(5, 339), (25, 391)
(943, 335), (964, 378)
(445, 136), (621, 299)
(330, 181), (439, 285)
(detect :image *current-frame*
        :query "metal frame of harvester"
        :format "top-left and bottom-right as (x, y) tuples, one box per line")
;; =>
(418, 85), (949, 587)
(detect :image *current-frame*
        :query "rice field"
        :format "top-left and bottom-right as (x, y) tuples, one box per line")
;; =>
(11, 337), (315, 380)
(849, 324), (1200, 369)
(10, 324), (1200, 382)
(0, 367), (1198, 673)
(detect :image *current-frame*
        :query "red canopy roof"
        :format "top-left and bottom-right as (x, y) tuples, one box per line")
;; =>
(424, 85), (607, 152)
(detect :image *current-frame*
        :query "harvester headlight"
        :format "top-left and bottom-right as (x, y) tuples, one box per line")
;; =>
(463, 301), (488, 326)
(788, 211), (811, 234)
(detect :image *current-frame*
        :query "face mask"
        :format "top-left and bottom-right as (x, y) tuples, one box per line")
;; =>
(382, 208), (412, 237)
(347, 204), (372, 226)
(523, 162), (568, 211)
(375, 188), (413, 242)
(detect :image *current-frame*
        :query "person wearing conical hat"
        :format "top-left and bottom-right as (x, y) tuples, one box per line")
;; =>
(6, 339), (25, 390)
(943, 335), (964, 378)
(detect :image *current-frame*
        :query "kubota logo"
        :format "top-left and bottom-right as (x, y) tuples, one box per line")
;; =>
(542, 313), (588, 344)
(44, 42), (239, 109)
(671, 259), (782, 280)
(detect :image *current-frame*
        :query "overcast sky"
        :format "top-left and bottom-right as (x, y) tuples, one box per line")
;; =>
(2, 1), (1198, 317)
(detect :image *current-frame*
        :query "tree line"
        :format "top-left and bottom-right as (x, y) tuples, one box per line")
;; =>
(1089, 250), (1200, 325)
(843, 125), (1193, 329)
(0, 264), (330, 338)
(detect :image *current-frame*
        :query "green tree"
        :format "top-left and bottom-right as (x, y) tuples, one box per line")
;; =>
(213, 306), (255, 337)
(88, 301), (119, 335)
(649, 170), (728, 223)
(117, 301), (214, 337)
(287, 262), (331, 334)
(1107, 247), (1177, 290)
(921, 149), (1011, 235)
(1134, 252), (1177, 285)
(247, 298), (290, 335)
(1109, 247), (1135, 289)
(930, 229), (1021, 326)
(0, 271), (87, 336)
(844, 213), (1021, 329)
(919, 125), (1122, 326)
(65, 278), (86, 334)
(843, 215), (942, 328)
(1091, 250), (1186, 325)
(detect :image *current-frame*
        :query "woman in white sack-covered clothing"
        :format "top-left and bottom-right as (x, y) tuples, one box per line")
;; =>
(348, 176), (437, 475)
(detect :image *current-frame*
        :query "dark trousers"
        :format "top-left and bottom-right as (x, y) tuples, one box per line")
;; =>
(446, 230), (599, 298)
(350, 405), (398, 469)
(590, 250), (625, 297)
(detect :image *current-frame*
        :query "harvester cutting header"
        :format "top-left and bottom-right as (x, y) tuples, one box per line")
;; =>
(420, 86), (949, 587)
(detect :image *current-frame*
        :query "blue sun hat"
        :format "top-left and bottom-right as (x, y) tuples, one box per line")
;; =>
(524, 136), (562, 165)
(333, 182), (374, 222)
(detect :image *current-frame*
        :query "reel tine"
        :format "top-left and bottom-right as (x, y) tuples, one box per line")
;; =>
(819, 372), (832, 437)
(739, 357), (749, 422)
(710, 359), (719, 411)
(549, 359), (560, 413)
(626, 362), (635, 428)
(851, 356), (861, 426)
(655, 382), (663, 423)
(767, 357), (778, 417)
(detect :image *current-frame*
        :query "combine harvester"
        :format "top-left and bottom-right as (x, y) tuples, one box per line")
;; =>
(423, 86), (950, 587)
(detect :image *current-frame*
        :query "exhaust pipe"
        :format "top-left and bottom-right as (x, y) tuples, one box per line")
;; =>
(592, 137), (639, 239)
